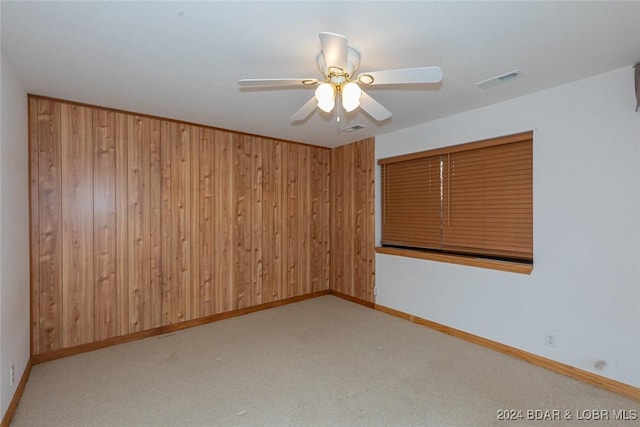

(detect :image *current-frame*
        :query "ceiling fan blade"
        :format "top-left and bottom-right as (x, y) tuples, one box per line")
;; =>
(239, 78), (319, 86)
(358, 66), (443, 86)
(291, 96), (318, 122)
(359, 90), (391, 121)
(319, 32), (348, 72)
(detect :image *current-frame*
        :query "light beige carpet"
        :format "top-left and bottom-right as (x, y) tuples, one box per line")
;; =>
(12, 296), (639, 426)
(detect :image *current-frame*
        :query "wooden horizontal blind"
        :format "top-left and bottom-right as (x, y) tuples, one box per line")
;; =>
(379, 131), (533, 262)
(381, 156), (441, 248)
(442, 140), (533, 260)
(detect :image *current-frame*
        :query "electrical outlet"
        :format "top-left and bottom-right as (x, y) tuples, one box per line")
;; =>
(10, 364), (15, 387)
(545, 332), (557, 348)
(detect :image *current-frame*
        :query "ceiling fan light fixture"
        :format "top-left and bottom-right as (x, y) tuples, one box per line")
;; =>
(315, 83), (335, 112)
(342, 82), (362, 112)
(239, 32), (443, 124)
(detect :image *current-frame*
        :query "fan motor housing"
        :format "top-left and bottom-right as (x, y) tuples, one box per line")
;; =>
(316, 47), (361, 78)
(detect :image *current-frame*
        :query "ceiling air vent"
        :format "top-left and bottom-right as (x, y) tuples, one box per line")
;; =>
(341, 124), (365, 133)
(476, 70), (520, 89)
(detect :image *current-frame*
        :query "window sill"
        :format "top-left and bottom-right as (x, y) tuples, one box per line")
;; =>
(375, 246), (533, 275)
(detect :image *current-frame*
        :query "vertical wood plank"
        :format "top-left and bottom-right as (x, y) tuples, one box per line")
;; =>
(149, 119), (162, 327)
(330, 146), (344, 294)
(264, 140), (285, 303)
(214, 130), (233, 313)
(93, 108), (117, 340)
(29, 97), (41, 354)
(61, 103), (94, 347)
(199, 127), (215, 317)
(275, 141), (285, 301)
(297, 145), (310, 296)
(309, 147), (324, 292)
(261, 140), (275, 303)
(127, 115), (151, 332)
(261, 140), (272, 303)
(253, 137), (263, 306)
(344, 143), (355, 296)
(190, 125), (201, 320)
(171, 123), (191, 323)
(366, 138), (376, 302)
(322, 148), (331, 291)
(353, 140), (366, 300)
(114, 113), (129, 336)
(37, 99), (63, 352)
(278, 142), (286, 300)
(160, 120), (174, 326)
(140, 118), (152, 329)
(280, 142), (289, 300)
(286, 144), (298, 298)
(170, 121), (181, 323)
(244, 135), (254, 307)
(232, 134), (250, 309)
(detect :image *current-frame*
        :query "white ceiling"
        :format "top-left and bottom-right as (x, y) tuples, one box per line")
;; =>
(2, 1), (639, 148)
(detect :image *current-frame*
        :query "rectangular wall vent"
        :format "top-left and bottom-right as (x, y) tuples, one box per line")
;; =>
(341, 124), (365, 133)
(476, 70), (520, 89)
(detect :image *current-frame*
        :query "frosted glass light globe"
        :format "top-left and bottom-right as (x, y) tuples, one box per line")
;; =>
(342, 82), (362, 112)
(315, 83), (335, 113)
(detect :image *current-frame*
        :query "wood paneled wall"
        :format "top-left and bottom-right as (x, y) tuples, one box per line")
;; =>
(29, 96), (331, 355)
(330, 138), (375, 302)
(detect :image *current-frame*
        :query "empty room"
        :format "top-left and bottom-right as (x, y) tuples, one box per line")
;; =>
(1, 1), (639, 426)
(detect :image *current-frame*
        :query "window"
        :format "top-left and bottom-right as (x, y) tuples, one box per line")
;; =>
(380, 131), (533, 264)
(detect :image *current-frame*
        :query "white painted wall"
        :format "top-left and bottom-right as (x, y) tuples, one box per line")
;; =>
(0, 50), (30, 419)
(375, 66), (640, 387)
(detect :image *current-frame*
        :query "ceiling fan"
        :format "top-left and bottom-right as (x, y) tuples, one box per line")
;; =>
(238, 32), (443, 122)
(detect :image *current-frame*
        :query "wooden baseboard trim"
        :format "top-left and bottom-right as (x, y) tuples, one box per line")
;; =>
(328, 290), (375, 308)
(375, 303), (640, 401)
(1, 357), (33, 427)
(33, 290), (330, 365)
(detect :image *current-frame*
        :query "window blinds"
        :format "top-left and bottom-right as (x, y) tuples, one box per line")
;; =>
(380, 132), (533, 262)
